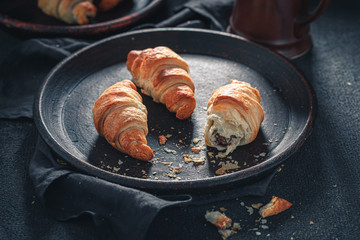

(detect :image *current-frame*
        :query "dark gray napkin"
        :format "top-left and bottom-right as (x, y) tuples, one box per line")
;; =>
(0, 38), (89, 119)
(30, 137), (193, 240)
(30, 136), (275, 240)
(135, 0), (234, 31)
(0, 1), (278, 239)
(182, 0), (234, 31)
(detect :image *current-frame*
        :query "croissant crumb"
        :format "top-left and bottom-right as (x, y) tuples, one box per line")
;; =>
(259, 196), (292, 218)
(205, 211), (232, 230)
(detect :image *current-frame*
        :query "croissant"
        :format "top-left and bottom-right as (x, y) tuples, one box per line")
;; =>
(92, 80), (154, 161)
(204, 80), (264, 155)
(38, 0), (123, 25)
(126, 46), (196, 120)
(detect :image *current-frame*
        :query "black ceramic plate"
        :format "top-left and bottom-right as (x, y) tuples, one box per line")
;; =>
(34, 28), (316, 193)
(0, 0), (163, 37)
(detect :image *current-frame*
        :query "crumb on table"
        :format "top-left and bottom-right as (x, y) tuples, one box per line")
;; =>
(259, 196), (292, 218)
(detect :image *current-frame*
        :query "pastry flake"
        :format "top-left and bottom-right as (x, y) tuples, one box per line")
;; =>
(259, 196), (293, 218)
(205, 211), (232, 230)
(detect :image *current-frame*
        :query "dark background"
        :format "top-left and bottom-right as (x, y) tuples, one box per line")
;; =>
(0, 0), (359, 239)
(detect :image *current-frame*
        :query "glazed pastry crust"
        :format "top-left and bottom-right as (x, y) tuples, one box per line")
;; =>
(126, 46), (196, 120)
(92, 80), (153, 161)
(204, 80), (264, 155)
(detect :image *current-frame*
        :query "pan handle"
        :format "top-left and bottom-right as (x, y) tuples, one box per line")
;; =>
(294, 0), (331, 38)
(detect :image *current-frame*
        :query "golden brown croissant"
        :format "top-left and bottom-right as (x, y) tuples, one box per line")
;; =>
(126, 46), (196, 120)
(204, 80), (264, 155)
(92, 80), (154, 161)
(38, 0), (123, 25)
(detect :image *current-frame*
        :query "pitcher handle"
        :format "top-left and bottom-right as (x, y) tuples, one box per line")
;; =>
(294, 0), (331, 38)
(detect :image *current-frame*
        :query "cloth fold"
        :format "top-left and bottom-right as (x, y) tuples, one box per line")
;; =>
(30, 137), (191, 240)
(0, 38), (89, 119)
(133, 0), (234, 31)
(182, 0), (234, 31)
(1, 1), (277, 239)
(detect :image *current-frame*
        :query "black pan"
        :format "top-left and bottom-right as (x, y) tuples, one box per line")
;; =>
(33, 28), (316, 193)
(0, 0), (163, 37)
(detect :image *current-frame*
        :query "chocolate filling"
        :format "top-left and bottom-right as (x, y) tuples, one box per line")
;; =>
(215, 134), (236, 147)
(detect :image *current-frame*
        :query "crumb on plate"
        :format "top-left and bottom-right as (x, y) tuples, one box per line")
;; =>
(158, 135), (167, 145)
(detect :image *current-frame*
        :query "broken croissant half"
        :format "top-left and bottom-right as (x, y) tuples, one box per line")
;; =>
(204, 80), (264, 155)
(92, 80), (153, 161)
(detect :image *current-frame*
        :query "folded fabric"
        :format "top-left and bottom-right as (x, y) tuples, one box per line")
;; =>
(0, 38), (89, 119)
(154, 0), (234, 31)
(30, 137), (192, 240)
(30, 137), (275, 240)
(182, 0), (234, 31)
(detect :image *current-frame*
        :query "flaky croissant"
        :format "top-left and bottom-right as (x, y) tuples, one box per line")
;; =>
(204, 80), (264, 155)
(92, 80), (154, 161)
(126, 46), (196, 120)
(38, 0), (123, 25)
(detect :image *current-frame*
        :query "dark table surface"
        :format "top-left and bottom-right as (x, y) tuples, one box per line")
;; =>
(1, 0), (359, 239)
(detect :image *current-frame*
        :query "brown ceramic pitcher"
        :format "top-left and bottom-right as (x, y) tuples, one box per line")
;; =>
(228, 0), (331, 59)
